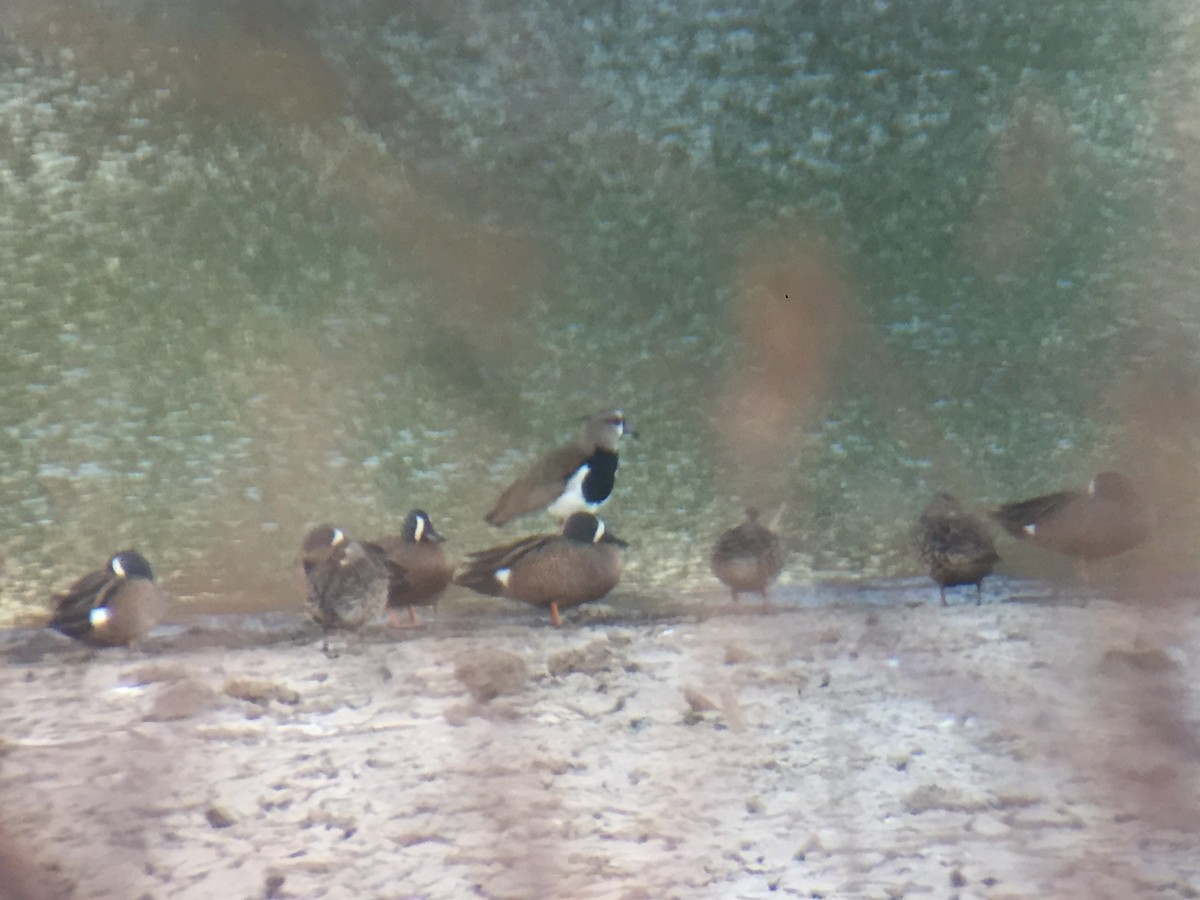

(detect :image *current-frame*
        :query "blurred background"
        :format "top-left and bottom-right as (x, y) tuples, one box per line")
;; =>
(1, 0), (1198, 624)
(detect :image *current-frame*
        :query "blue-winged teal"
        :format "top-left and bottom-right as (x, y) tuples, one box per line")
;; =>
(485, 409), (636, 526)
(912, 493), (1000, 605)
(371, 509), (453, 627)
(456, 512), (625, 625)
(299, 524), (389, 652)
(990, 471), (1150, 563)
(48, 550), (167, 648)
(711, 508), (786, 607)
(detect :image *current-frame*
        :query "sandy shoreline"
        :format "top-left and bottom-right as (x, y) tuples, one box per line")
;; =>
(2, 584), (1199, 899)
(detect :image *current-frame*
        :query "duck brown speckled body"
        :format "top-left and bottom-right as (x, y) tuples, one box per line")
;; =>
(372, 509), (453, 627)
(911, 493), (1000, 605)
(299, 524), (389, 652)
(456, 512), (625, 625)
(710, 508), (786, 606)
(990, 471), (1150, 563)
(48, 550), (167, 648)
(485, 409), (635, 527)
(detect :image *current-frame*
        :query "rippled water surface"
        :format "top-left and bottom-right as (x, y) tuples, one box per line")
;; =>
(2, 1), (1198, 625)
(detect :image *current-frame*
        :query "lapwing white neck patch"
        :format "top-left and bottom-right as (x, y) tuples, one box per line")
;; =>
(548, 464), (596, 520)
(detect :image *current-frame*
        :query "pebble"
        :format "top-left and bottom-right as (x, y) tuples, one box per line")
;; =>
(145, 679), (218, 721)
(454, 648), (529, 702)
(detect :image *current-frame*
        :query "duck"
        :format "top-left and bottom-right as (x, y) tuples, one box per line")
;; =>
(989, 471), (1151, 563)
(48, 550), (167, 648)
(911, 493), (1000, 605)
(455, 512), (626, 625)
(710, 507), (786, 606)
(485, 409), (636, 526)
(299, 524), (390, 652)
(371, 509), (454, 627)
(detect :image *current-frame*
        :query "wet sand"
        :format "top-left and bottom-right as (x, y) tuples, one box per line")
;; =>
(1, 583), (1198, 899)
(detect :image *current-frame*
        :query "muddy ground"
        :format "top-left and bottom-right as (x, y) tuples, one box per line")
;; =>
(1, 581), (1198, 900)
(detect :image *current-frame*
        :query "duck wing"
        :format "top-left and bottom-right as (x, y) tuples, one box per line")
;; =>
(485, 443), (590, 526)
(361, 539), (412, 593)
(989, 489), (1081, 539)
(456, 534), (557, 595)
(48, 569), (119, 639)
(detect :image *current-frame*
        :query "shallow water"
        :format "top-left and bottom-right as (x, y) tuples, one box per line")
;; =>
(2, 571), (1166, 666)
(2, 1), (1197, 627)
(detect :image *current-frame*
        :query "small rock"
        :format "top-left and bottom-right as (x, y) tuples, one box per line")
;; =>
(205, 805), (236, 829)
(854, 852), (887, 874)
(547, 640), (616, 676)
(724, 643), (756, 664)
(146, 680), (217, 721)
(443, 702), (475, 727)
(393, 832), (450, 848)
(480, 700), (522, 722)
(454, 648), (529, 702)
(264, 870), (286, 899)
(794, 833), (825, 861)
(683, 687), (718, 713)
(720, 686), (747, 731)
(950, 868), (967, 888)
(902, 783), (989, 814)
(532, 757), (583, 776)
(223, 678), (301, 706)
(970, 815), (1011, 837)
(1128, 762), (1180, 787)
(1099, 644), (1177, 674)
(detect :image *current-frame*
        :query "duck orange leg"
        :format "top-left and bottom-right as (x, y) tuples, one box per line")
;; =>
(549, 602), (563, 626)
(387, 606), (421, 628)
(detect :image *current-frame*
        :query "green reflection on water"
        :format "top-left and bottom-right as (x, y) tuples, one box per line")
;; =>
(1, 1), (1194, 626)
